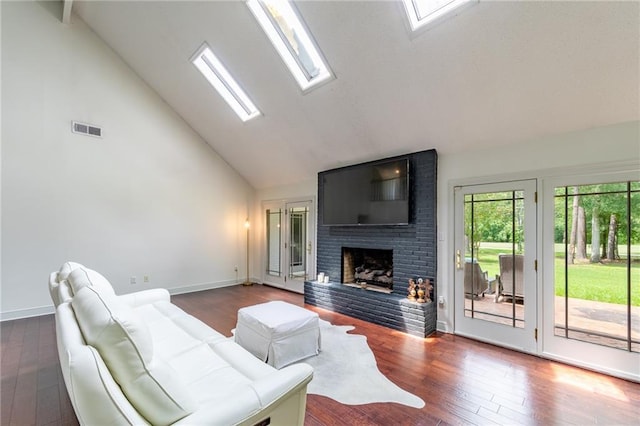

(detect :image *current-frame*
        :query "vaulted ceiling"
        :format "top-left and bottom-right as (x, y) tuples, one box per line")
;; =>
(72, 1), (639, 189)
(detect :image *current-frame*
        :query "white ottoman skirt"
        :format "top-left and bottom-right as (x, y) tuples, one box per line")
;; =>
(235, 301), (321, 369)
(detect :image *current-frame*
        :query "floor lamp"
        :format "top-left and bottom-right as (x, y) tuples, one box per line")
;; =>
(243, 218), (253, 286)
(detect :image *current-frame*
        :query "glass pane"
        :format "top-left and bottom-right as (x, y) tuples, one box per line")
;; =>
(192, 45), (260, 121)
(266, 209), (281, 276)
(405, 0), (472, 30)
(577, 182), (627, 195)
(468, 191), (524, 202)
(263, 0), (319, 79)
(554, 182), (640, 353)
(288, 206), (308, 279)
(630, 190), (639, 353)
(554, 194), (567, 334)
(414, 0), (457, 19)
(247, 0), (332, 90)
(464, 191), (525, 328)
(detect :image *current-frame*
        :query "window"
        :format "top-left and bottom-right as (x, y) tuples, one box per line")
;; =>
(554, 181), (640, 352)
(402, 0), (476, 32)
(247, 0), (333, 91)
(192, 43), (260, 122)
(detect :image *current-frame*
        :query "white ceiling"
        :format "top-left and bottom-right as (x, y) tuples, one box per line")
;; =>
(72, 0), (639, 189)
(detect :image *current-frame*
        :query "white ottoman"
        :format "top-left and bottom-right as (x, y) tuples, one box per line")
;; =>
(234, 301), (321, 369)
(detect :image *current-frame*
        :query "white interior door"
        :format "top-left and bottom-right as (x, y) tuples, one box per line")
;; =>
(454, 180), (538, 353)
(262, 199), (315, 293)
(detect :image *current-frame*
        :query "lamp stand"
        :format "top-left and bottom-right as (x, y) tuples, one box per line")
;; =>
(243, 218), (253, 286)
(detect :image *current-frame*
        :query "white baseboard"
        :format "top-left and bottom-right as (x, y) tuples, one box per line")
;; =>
(542, 351), (639, 383)
(0, 279), (262, 322)
(436, 320), (450, 333)
(167, 278), (262, 296)
(1, 305), (55, 321)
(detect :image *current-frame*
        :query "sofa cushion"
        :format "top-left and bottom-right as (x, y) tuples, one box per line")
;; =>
(57, 261), (85, 282)
(72, 287), (197, 425)
(68, 267), (115, 297)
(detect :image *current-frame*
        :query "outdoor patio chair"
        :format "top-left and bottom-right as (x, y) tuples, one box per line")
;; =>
(464, 259), (488, 299)
(498, 254), (524, 300)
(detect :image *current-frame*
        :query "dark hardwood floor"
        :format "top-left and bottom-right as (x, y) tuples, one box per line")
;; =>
(2, 284), (639, 425)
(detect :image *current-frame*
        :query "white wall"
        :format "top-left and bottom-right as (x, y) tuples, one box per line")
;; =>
(1, 1), (254, 319)
(436, 121), (640, 332)
(256, 179), (316, 204)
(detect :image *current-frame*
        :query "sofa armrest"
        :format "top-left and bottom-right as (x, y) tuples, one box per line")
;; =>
(49, 272), (61, 306)
(118, 288), (170, 308)
(249, 363), (313, 406)
(56, 303), (150, 425)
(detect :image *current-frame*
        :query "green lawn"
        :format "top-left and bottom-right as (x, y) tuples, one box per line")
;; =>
(472, 245), (640, 306)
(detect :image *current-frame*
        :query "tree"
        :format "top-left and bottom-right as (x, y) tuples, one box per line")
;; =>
(607, 213), (619, 260)
(465, 192), (521, 253)
(591, 206), (600, 262)
(576, 206), (587, 260)
(555, 182), (639, 263)
(569, 187), (580, 264)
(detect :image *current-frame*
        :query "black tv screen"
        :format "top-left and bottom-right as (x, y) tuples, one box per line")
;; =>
(321, 158), (409, 226)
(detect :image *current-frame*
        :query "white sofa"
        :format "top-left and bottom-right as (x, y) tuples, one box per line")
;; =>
(49, 262), (313, 426)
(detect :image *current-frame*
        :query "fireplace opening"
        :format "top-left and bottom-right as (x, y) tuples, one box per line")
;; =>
(342, 247), (393, 291)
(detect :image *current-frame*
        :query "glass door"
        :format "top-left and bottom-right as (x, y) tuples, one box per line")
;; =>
(542, 173), (639, 380)
(288, 206), (308, 278)
(454, 180), (538, 353)
(263, 199), (315, 293)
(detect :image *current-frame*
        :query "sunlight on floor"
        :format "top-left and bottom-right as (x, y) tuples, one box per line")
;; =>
(551, 364), (629, 402)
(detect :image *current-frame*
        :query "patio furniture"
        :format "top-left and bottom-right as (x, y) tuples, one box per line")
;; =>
(498, 254), (524, 300)
(464, 259), (488, 299)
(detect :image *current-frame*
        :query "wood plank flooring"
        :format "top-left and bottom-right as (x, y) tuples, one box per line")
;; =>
(2, 284), (639, 425)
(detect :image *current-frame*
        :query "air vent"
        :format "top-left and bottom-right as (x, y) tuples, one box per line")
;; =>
(72, 121), (102, 138)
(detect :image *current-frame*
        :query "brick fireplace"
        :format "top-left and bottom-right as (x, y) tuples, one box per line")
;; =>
(305, 149), (437, 337)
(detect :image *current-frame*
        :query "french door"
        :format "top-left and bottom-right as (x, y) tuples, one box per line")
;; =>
(454, 180), (538, 353)
(263, 199), (315, 293)
(542, 172), (639, 380)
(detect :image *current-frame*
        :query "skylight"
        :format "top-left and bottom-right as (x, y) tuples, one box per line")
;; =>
(192, 44), (261, 122)
(402, 0), (476, 32)
(247, 0), (333, 92)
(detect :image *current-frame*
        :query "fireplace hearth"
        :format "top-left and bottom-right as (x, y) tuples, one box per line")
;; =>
(342, 247), (393, 290)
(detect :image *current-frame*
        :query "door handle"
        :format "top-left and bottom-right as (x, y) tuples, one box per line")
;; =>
(456, 250), (462, 270)
(307, 242), (312, 254)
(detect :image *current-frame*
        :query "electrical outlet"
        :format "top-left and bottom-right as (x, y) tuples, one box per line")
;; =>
(130, 276), (137, 285)
(438, 296), (444, 305)
(144, 275), (149, 283)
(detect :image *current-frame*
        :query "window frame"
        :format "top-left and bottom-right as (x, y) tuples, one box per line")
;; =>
(246, 0), (334, 92)
(191, 43), (261, 122)
(401, 0), (477, 33)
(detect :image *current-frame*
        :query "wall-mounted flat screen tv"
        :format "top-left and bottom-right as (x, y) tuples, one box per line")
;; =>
(321, 157), (409, 226)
